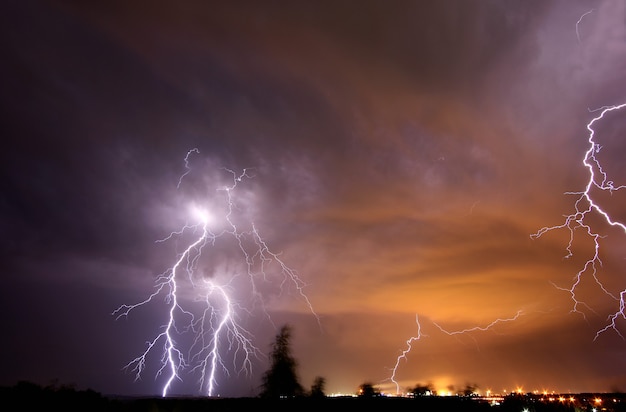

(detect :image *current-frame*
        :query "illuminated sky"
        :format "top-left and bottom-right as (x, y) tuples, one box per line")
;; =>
(2, 0), (626, 397)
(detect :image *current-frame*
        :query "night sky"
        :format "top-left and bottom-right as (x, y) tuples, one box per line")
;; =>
(2, 0), (626, 398)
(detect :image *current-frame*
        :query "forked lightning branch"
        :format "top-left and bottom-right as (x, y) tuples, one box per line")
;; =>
(388, 103), (626, 395)
(113, 151), (317, 397)
(531, 103), (626, 340)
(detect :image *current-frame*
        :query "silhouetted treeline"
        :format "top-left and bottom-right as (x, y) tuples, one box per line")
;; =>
(5, 325), (625, 410)
(5, 381), (625, 412)
(0, 381), (122, 412)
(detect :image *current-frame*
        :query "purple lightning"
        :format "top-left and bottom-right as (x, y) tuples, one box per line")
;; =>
(113, 149), (318, 397)
(388, 311), (524, 395)
(575, 9), (594, 44)
(531, 103), (626, 340)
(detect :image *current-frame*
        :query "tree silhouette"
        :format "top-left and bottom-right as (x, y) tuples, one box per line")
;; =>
(309, 376), (326, 398)
(407, 381), (434, 397)
(462, 382), (479, 397)
(358, 382), (381, 397)
(259, 324), (304, 398)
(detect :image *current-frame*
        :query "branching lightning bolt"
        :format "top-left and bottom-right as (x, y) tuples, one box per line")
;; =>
(388, 311), (524, 395)
(531, 103), (626, 341)
(113, 149), (318, 397)
(389, 11), (625, 398)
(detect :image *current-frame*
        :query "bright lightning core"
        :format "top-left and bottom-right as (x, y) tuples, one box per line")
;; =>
(113, 152), (317, 397)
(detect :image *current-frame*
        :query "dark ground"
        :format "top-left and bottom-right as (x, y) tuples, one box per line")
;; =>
(3, 381), (625, 411)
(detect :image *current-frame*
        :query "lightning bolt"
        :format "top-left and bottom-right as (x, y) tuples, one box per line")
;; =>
(531, 102), (626, 340)
(388, 10), (625, 398)
(388, 314), (426, 395)
(113, 149), (318, 397)
(388, 311), (524, 395)
(575, 9), (594, 44)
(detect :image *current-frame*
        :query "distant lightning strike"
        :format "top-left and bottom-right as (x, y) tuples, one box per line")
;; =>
(575, 9), (594, 44)
(113, 150), (318, 397)
(388, 314), (426, 394)
(389, 104), (626, 397)
(388, 10), (626, 397)
(389, 311), (524, 395)
(431, 310), (524, 340)
(531, 102), (626, 340)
